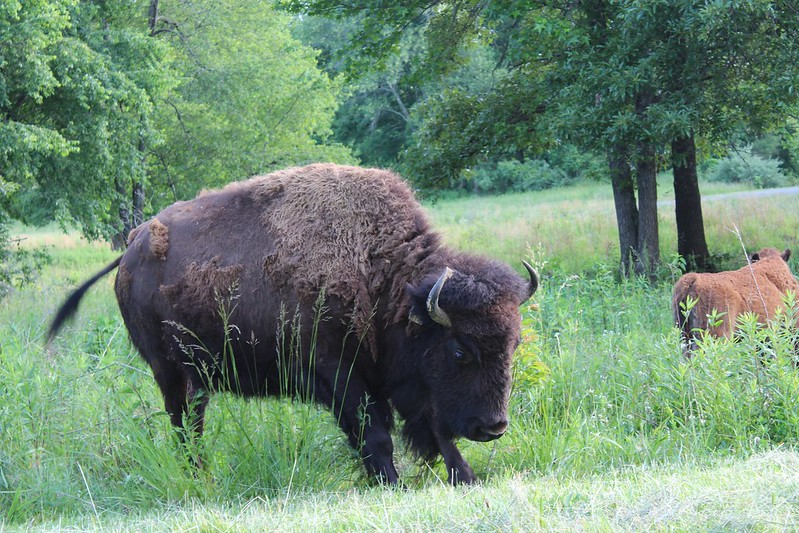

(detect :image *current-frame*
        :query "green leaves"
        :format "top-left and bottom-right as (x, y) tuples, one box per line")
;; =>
(0, 0), (170, 242)
(149, 0), (352, 199)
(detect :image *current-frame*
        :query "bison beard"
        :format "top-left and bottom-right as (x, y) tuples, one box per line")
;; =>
(48, 163), (538, 485)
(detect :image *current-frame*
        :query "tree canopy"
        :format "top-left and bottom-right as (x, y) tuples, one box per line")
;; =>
(0, 0), (352, 290)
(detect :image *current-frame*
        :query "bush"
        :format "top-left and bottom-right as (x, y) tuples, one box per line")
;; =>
(0, 222), (51, 300)
(707, 147), (792, 189)
(468, 159), (571, 194)
(545, 144), (609, 182)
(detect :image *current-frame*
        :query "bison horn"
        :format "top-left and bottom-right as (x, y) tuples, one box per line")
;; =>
(523, 260), (539, 300)
(427, 267), (454, 327)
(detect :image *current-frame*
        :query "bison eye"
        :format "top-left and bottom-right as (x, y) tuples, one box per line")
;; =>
(453, 349), (473, 364)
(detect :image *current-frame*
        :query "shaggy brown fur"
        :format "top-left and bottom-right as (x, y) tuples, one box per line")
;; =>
(148, 218), (169, 261)
(241, 164), (438, 357)
(116, 264), (132, 303)
(48, 163), (538, 486)
(159, 257), (244, 331)
(672, 248), (799, 353)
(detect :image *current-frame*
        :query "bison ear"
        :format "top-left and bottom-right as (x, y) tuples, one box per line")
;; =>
(406, 283), (432, 327)
(408, 304), (429, 326)
(783, 249), (792, 262)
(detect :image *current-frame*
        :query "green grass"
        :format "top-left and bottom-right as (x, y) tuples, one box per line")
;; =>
(3, 181), (799, 531)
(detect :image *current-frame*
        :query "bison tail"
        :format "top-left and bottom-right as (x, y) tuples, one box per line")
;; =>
(47, 256), (123, 344)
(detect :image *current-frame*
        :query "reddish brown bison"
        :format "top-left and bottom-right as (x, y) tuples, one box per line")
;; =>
(49, 163), (538, 485)
(673, 247), (799, 354)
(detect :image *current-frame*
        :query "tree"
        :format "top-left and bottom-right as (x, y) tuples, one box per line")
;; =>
(1, 0), (169, 273)
(2, 1), (352, 251)
(147, 0), (352, 207)
(290, 15), (425, 167)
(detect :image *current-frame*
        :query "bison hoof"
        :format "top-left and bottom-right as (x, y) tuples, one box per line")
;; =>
(448, 465), (476, 485)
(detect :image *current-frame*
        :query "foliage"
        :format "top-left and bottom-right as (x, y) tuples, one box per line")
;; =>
(0, 0), (354, 295)
(282, 0), (799, 281)
(467, 159), (571, 195)
(402, 71), (549, 190)
(290, 15), (427, 168)
(148, 0), (353, 204)
(1, 0), (170, 240)
(544, 144), (609, 182)
(0, 221), (50, 299)
(781, 119), (799, 176)
(707, 147), (793, 189)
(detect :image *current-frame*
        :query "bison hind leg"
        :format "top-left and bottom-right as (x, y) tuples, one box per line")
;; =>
(150, 357), (210, 466)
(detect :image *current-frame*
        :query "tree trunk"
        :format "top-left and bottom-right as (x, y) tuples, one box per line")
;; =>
(634, 92), (660, 278)
(132, 180), (145, 228)
(636, 139), (660, 278)
(111, 178), (132, 251)
(110, 3), (155, 250)
(149, 0), (159, 36)
(609, 146), (640, 277)
(672, 133), (710, 271)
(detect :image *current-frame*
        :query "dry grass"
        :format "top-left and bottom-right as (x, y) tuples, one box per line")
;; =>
(9, 223), (106, 250)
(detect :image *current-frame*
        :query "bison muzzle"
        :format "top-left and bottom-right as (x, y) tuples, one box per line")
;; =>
(48, 163), (538, 485)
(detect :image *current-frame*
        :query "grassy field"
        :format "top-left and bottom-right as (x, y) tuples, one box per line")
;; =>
(3, 180), (799, 531)
(431, 179), (799, 273)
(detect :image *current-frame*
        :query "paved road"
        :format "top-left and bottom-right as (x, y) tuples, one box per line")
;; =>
(658, 185), (799, 206)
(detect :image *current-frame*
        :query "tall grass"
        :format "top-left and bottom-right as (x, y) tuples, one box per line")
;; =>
(3, 182), (799, 529)
(431, 179), (799, 273)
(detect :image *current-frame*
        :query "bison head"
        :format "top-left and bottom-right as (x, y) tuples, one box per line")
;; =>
(405, 261), (537, 443)
(751, 248), (791, 263)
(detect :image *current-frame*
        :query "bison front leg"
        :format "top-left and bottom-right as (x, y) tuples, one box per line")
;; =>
(356, 418), (400, 485)
(318, 375), (400, 484)
(433, 430), (475, 485)
(340, 398), (399, 484)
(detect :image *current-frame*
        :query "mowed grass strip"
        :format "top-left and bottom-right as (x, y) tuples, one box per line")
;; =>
(20, 450), (799, 532)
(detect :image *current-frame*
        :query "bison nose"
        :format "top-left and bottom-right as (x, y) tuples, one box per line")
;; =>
(470, 419), (509, 442)
(484, 419), (509, 437)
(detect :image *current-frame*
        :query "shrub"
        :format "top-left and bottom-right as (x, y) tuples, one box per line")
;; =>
(468, 159), (571, 194)
(0, 223), (50, 300)
(707, 147), (792, 189)
(545, 144), (609, 182)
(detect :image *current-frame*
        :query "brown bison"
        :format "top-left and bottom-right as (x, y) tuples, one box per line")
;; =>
(672, 248), (799, 354)
(49, 163), (538, 485)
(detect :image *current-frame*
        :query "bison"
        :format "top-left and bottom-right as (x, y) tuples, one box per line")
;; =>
(49, 163), (538, 485)
(672, 247), (799, 355)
